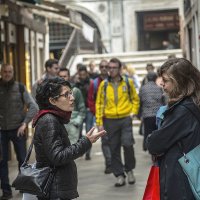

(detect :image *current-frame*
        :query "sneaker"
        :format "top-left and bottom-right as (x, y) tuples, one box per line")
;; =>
(0, 191), (13, 200)
(104, 166), (112, 174)
(127, 170), (136, 185)
(115, 175), (126, 187)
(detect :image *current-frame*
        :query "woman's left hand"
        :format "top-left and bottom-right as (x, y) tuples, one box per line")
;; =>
(86, 127), (107, 143)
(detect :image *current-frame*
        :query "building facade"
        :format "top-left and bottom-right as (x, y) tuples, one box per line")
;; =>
(183, 0), (200, 69)
(0, 0), (80, 87)
(0, 0), (48, 90)
(56, 0), (183, 53)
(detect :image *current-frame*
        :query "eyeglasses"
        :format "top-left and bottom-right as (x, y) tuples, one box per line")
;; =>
(54, 90), (73, 99)
(100, 65), (108, 69)
(108, 66), (119, 70)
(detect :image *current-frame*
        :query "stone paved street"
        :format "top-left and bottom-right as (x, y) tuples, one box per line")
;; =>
(7, 127), (152, 200)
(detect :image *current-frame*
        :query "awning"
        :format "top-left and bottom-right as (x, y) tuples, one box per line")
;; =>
(16, 0), (82, 29)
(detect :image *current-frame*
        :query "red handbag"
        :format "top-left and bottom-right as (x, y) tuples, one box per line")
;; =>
(142, 164), (160, 200)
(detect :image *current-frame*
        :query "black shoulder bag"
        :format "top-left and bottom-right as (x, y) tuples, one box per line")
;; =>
(12, 138), (56, 198)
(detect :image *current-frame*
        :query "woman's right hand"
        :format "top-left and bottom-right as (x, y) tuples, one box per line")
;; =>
(86, 127), (107, 143)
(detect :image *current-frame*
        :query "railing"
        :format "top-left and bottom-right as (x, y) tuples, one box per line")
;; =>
(59, 28), (108, 68)
(184, 0), (191, 16)
(58, 28), (77, 68)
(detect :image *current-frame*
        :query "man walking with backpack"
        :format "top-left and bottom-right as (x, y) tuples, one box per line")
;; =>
(96, 58), (140, 187)
(0, 64), (38, 199)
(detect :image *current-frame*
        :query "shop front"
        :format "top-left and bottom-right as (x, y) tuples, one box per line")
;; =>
(137, 10), (180, 51)
(0, 0), (47, 90)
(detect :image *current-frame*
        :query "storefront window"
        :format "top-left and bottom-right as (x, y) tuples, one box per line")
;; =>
(137, 10), (180, 51)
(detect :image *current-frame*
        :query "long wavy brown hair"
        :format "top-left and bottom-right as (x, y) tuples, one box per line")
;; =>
(158, 58), (200, 106)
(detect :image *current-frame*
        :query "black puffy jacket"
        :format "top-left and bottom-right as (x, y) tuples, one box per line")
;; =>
(34, 113), (92, 200)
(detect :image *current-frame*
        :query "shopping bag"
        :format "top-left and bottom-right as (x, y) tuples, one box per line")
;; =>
(142, 165), (160, 200)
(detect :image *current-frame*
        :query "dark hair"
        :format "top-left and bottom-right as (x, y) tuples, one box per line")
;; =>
(36, 77), (71, 110)
(158, 58), (200, 106)
(76, 63), (83, 70)
(99, 59), (108, 66)
(146, 63), (155, 70)
(109, 58), (122, 68)
(1, 63), (12, 70)
(59, 68), (70, 76)
(45, 59), (58, 70)
(78, 65), (87, 72)
(147, 72), (157, 82)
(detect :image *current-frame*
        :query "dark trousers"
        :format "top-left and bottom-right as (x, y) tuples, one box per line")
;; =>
(103, 117), (136, 177)
(0, 129), (26, 191)
(143, 116), (157, 151)
(79, 110), (94, 157)
(101, 134), (111, 168)
(85, 110), (94, 157)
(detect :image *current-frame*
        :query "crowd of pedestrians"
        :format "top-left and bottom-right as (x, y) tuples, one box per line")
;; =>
(1, 55), (200, 200)
(0, 57), (164, 198)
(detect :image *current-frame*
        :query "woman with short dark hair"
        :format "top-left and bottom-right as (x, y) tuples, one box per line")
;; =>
(147, 58), (200, 199)
(31, 77), (106, 200)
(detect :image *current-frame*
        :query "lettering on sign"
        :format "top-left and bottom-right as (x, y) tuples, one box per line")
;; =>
(143, 12), (179, 31)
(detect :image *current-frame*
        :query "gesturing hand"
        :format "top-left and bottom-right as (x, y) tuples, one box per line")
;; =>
(86, 127), (107, 143)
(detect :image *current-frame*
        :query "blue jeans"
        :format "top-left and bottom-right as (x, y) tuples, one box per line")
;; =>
(0, 129), (26, 191)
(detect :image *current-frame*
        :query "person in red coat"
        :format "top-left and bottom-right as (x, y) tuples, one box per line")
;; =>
(87, 60), (112, 174)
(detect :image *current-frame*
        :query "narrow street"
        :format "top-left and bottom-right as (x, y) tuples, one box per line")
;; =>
(8, 127), (152, 200)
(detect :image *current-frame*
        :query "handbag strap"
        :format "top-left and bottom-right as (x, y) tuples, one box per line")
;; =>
(182, 104), (200, 125)
(21, 138), (34, 167)
(178, 103), (200, 159)
(21, 135), (56, 170)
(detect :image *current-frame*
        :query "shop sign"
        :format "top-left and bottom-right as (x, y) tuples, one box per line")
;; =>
(143, 12), (179, 31)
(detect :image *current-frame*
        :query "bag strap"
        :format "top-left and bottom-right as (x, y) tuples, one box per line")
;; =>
(21, 138), (34, 167)
(93, 77), (99, 100)
(123, 76), (132, 102)
(182, 104), (200, 125)
(18, 82), (25, 105)
(21, 137), (56, 169)
(178, 103), (200, 158)
(103, 79), (108, 106)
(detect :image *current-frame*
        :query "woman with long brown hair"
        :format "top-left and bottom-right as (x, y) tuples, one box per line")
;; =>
(147, 58), (200, 200)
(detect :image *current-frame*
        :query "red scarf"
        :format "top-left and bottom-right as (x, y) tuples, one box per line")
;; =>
(32, 108), (71, 128)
